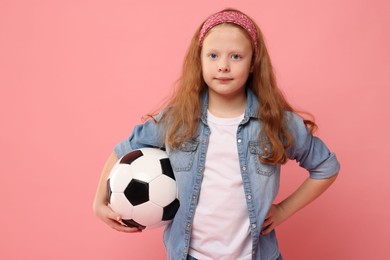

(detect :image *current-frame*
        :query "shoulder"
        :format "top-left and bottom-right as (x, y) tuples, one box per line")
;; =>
(284, 111), (309, 134)
(283, 111), (313, 153)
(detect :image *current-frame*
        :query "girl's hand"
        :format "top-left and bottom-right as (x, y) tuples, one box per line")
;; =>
(94, 202), (141, 233)
(261, 204), (287, 235)
(261, 175), (339, 236)
(93, 151), (141, 233)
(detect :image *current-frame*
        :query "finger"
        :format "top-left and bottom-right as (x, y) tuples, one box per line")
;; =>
(261, 224), (274, 236)
(262, 218), (273, 228)
(107, 219), (142, 233)
(106, 209), (121, 222)
(114, 224), (142, 233)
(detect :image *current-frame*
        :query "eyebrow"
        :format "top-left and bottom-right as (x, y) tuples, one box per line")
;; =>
(203, 48), (247, 53)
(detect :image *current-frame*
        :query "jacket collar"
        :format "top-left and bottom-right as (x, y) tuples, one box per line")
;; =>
(200, 88), (260, 125)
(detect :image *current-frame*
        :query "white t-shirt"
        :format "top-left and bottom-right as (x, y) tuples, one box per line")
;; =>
(189, 111), (251, 260)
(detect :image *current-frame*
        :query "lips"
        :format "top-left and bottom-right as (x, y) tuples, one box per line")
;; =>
(215, 77), (233, 83)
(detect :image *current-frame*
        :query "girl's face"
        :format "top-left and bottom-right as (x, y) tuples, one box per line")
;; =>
(200, 24), (253, 100)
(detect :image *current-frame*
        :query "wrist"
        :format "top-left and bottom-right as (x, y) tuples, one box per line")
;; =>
(276, 202), (292, 220)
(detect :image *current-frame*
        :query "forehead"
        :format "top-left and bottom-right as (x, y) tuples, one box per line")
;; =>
(201, 23), (252, 50)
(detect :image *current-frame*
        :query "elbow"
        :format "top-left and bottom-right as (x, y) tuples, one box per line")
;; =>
(327, 172), (339, 185)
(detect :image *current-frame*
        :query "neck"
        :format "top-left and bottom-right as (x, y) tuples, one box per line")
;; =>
(208, 90), (247, 118)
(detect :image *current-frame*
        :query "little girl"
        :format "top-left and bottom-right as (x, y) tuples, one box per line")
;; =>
(93, 8), (340, 260)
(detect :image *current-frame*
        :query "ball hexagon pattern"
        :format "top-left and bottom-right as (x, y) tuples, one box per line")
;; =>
(107, 148), (180, 230)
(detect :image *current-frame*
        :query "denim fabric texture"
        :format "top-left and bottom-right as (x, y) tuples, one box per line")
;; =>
(114, 89), (340, 260)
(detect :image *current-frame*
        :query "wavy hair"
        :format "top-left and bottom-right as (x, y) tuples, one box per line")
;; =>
(154, 8), (316, 164)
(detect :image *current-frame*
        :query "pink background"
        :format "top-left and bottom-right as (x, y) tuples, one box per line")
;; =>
(1, 0), (389, 259)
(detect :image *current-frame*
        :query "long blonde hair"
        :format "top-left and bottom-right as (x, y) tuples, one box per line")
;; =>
(156, 8), (316, 164)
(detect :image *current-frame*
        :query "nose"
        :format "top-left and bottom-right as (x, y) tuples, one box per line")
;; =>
(218, 66), (230, 72)
(218, 60), (230, 72)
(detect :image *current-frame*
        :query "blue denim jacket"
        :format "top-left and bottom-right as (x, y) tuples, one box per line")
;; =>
(114, 89), (340, 260)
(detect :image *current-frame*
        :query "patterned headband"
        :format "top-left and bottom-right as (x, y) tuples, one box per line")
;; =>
(198, 10), (258, 55)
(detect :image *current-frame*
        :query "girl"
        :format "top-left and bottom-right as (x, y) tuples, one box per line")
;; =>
(93, 8), (340, 260)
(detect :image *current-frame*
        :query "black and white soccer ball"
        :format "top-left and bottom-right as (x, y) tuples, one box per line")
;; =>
(107, 148), (179, 230)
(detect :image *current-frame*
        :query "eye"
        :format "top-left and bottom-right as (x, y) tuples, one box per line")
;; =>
(208, 53), (218, 59)
(231, 54), (241, 60)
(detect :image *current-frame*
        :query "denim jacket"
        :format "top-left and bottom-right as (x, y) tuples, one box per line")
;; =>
(114, 89), (340, 260)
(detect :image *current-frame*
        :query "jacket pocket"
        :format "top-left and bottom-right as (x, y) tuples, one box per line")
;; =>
(249, 140), (276, 176)
(169, 140), (199, 172)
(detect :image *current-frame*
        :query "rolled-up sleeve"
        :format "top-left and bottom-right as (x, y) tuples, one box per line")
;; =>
(286, 112), (340, 179)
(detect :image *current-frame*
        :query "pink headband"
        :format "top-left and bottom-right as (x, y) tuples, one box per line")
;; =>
(198, 10), (258, 55)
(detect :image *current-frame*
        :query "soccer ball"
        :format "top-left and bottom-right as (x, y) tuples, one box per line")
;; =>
(107, 148), (180, 230)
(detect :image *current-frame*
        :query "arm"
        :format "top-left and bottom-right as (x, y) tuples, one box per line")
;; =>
(93, 115), (165, 232)
(262, 112), (341, 235)
(92, 151), (141, 233)
(261, 173), (338, 235)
